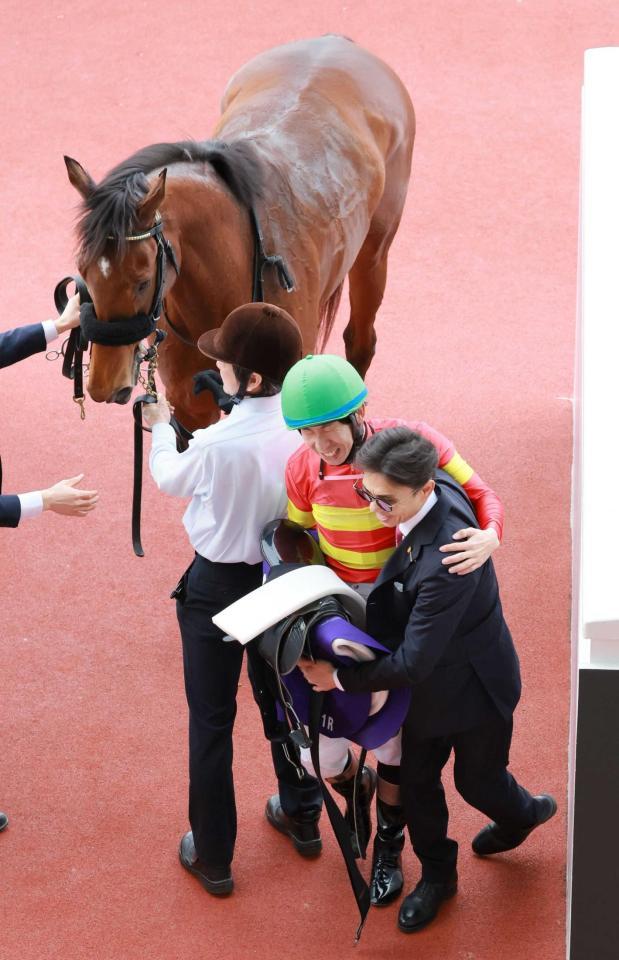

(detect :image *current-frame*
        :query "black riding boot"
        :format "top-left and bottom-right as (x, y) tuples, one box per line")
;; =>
(330, 759), (377, 859)
(370, 798), (406, 906)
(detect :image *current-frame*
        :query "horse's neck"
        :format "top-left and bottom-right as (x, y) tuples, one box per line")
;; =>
(165, 177), (254, 336)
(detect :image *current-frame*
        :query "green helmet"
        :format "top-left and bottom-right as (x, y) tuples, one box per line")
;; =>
(281, 354), (368, 428)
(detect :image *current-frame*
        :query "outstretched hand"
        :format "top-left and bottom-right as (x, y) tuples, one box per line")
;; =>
(42, 474), (98, 517)
(439, 526), (499, 575)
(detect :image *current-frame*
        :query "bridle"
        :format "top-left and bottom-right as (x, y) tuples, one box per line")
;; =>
(54, 212), (179, 416)
(54, 213), (187, 555)
(54, 205), (294, 556)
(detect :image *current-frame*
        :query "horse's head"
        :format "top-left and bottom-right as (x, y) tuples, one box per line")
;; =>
(65, 156), (175, 404)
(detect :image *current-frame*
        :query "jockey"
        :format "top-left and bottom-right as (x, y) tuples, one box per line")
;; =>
(280, 354), (504, 907)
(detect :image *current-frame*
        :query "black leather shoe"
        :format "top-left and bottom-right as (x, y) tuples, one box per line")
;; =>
(398, 874), (458, 932)
(178, 832), (233, 896)
(0, 812), (8, 832)
(370, 800), (405, 906)
(472, 794), (557, 856)
(265, 795), (322, 858)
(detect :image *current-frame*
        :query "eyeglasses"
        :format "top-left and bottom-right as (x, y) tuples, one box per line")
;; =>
(353, 479), (394, 513)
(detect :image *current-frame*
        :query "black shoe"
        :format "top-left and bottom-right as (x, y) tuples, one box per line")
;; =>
(178, 832), (233, 896)
(265, 795), (322, 858)
(370, 800), (406, 906)
(472, 794), (557, 856)
(0, 812), (8, 832)
(398, 874), (458, 933)
(331, 764), (378, 859)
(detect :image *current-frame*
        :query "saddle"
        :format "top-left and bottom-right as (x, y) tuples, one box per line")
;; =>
(212, 520), (410, 750)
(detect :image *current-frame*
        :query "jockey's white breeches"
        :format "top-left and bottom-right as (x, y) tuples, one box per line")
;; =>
(299, 730), (402, 779)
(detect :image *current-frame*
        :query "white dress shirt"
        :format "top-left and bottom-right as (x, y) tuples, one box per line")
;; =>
(16, 321), (60, 520)
(149, 394), (301, 564)
(397, 489), (438, 538)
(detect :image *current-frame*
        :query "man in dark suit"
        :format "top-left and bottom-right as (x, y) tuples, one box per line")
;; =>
(301, 426), (556, 934)
(1, 295), (98, 829)
(0, 294), (79, 369)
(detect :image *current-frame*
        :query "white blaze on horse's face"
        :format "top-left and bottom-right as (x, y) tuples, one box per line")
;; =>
(98, 257), (112, 280)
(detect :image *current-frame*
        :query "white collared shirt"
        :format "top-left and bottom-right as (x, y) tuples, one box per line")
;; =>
(149, 394), (301, 564)
(398, 489), (438, 538)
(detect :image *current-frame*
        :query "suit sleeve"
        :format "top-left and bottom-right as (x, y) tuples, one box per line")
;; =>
(0, 494), (22, 528)
(412, 421), (504, 541)
(337, 561), (480, 692)
(0, 324), (47, 369)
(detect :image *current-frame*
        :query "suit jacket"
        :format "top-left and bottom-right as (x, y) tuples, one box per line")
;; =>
(0, 322), (47, 369)
(0, 495), (21, 527)
(1, 322), (48, 526)
(338, 473), (521, 738)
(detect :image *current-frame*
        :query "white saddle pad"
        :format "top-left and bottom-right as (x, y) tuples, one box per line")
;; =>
(212, 565), (366, 644)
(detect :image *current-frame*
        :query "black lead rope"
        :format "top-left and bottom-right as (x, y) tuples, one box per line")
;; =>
(54, 275), (92, 419)
(131, 402), (193, 557)
(309, 691), (371, 944)
(131, 333), (193, 557)
(132, 393), (157, 557)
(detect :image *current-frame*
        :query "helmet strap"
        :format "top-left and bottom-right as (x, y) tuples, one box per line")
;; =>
(342, 415), (368, 464)
(317, 416), (370, 480)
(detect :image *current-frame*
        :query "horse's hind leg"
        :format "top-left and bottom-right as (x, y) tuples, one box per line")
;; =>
(343, 231), (391, 378)
(343, 137), (412, 377)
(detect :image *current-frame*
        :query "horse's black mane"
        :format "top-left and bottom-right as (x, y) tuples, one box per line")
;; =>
(77, 139), (263, 261)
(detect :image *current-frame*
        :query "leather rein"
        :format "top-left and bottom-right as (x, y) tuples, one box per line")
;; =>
(260, 595), (371, 941)
(54, 206), (293, 556)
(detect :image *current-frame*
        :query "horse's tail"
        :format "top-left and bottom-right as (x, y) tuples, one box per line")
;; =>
(316, 281), (344, 354)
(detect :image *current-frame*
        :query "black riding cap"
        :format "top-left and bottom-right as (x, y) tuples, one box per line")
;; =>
(197, 302), (302, 385)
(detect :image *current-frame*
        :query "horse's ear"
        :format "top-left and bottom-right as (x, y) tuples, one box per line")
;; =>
(64, 156), (95, 199)
(137, 169), (167, 225)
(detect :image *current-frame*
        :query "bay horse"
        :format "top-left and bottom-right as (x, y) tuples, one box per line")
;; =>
(65, 35), (414, 430)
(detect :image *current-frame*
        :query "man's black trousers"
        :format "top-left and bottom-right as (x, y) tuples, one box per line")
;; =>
(176, 553), (322, 868)
(401, 711), (538, 881)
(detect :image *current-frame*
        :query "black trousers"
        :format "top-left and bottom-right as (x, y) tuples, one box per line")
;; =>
(401, 711), (538, 882)
(176, 554), (322, 868)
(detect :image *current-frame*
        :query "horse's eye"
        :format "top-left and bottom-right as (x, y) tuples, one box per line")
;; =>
(136, 280), (150, 295)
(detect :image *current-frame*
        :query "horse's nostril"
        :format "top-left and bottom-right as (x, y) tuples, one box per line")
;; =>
(113, 386), (133, 405)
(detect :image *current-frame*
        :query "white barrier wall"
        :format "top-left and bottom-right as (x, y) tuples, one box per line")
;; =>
(568, 46), (619, 960)
(579, 48), (619, 671)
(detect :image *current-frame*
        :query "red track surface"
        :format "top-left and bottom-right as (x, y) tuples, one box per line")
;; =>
(2, 3), (618, 958)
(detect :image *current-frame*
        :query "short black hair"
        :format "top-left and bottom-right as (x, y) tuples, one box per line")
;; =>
(355, 426), (439, 489)
(232, 363), (281, 397)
